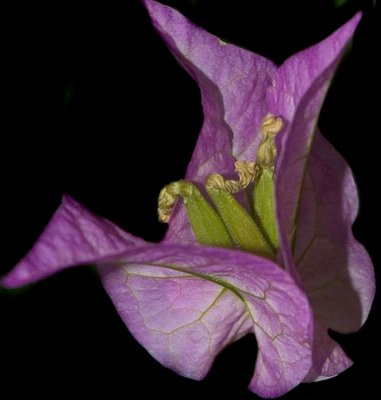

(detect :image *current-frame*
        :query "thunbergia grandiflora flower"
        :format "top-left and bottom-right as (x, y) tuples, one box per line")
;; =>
(1, 0), (375, 397)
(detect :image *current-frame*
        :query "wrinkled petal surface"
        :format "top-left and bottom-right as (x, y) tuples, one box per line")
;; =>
(1, 2), (374, 397)
(273, 13), (361, 246)
(145, 0), (276, 243)
(145, 0), (276, 170)
(1, 196), (144, 288)
(295, 133), (375, 334)
(270, 14), (372, 381)
(1, 195), (313, 396)
(99, 243), (312, 398)
(280, 133), (375, 381)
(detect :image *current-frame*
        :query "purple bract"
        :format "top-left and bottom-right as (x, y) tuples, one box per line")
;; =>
(1, 1), (375, 398)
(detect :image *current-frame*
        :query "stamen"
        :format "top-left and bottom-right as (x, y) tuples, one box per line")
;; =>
(253, 113), (284, 250)
(261, 113), (284, 138)
(205, 160), (257, 193)
(158, 181), (193, 223)
(257, 114), (284, 168)
(158, 180), (234, 248)
(205, 162), (275, 259)
(157, 115), (284, 258)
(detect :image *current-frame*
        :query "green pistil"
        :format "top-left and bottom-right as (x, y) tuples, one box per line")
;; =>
(252, 114), (284, 250)
(158, 181), (234, 248)
(253, 167), (278, 250)
(206, 179), (275, 259)
(158, 114), (284, 261)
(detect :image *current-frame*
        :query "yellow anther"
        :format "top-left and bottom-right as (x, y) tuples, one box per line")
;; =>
(158, 181), (194, 223)
(158, 186), (175, 223)
(261, 113), (284, 139)
(257, 114), (284, 168)
(235, 160), (257, 188)
(205, 160), (257, 194)
(157, 180), (234, 247)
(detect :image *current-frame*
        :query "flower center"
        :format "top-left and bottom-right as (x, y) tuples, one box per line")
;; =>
(158, 114), (284, 260)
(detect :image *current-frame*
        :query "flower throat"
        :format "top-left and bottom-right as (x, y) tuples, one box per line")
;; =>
(158, 114), (284, 260)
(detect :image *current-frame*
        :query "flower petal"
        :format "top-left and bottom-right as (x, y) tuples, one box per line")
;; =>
(144, 0), (276, 243)
(0, 196), (144, 288)
(268, 12), (361, 120)
(145, 0), (276, 170)
(303, 321), (353, 382)
(295, 133), (375, 333)
(277, 133), (375, 381)
(273, 13), (361, 243)
(271, 15), (372, 381)
(99, 243), (313, 398)
(270, 259), (353, 384)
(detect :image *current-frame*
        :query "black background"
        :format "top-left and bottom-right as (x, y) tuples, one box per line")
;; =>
(1, 0), (379, 398)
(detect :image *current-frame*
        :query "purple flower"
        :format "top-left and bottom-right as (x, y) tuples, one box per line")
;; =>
(1, 0), (375, 397)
